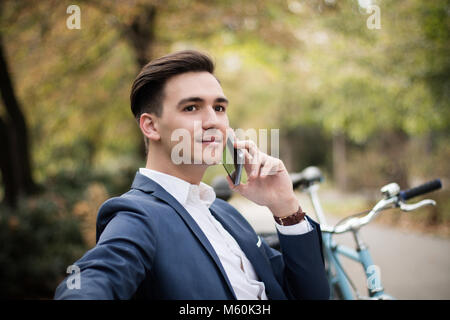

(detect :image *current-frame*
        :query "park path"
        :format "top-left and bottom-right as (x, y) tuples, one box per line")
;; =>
(229, 192), (450, 300)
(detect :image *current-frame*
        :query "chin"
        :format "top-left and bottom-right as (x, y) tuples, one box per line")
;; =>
(190, 144), (223, 165)
(191, 156), (222, 166)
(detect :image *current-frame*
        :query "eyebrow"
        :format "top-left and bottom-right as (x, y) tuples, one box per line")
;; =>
(176, 96), (229, 108)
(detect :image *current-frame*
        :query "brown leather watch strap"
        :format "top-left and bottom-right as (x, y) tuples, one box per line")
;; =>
(274, 206), (306, 226)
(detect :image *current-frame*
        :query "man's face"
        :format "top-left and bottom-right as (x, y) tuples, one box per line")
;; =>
(156, 71), (229, 165)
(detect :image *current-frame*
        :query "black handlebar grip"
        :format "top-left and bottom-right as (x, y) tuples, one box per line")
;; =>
(399, 179), (442, 201)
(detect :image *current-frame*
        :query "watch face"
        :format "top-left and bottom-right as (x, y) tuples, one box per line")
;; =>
(222, 137), (244, 185)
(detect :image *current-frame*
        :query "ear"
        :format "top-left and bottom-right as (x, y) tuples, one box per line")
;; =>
(139, 113), (161, 141)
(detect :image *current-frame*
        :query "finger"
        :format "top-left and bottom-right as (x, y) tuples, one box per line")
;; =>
(250, 152), (268, 179)
(242, 148), (253, 163)
(225, 173), (248, 193)
(225, 175), (238, 190)
(260, 157), (277, 177)
(234, 140), (259, 178)
(242, 149), (256, 177)
(259, 159), (271, 177)
(234, 140), (258, 160)
(264, 158), (283, 176)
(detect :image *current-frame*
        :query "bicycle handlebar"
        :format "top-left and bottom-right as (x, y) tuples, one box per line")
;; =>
(318, 178), (442, 234)
(399, 179), (442, 201)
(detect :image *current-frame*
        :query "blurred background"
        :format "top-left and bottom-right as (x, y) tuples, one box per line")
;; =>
(0, 0), (448, 299)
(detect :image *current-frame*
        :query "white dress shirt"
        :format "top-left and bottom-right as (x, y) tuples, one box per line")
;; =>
(139, 168), (312, 300)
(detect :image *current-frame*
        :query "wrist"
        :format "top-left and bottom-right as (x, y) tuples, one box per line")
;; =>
(273, 206), (306, 226)
(269, 196), (299, 218)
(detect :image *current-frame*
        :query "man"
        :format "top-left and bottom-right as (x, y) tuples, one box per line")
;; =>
(54, 50), (330, 300)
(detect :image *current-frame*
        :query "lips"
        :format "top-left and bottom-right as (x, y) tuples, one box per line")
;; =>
(202, 136), (216, 143)
(196, 136), (222, 143)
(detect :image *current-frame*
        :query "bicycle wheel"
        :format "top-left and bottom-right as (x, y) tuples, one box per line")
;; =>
(324, 252), (346, 300)
(331, 282), (344, 300)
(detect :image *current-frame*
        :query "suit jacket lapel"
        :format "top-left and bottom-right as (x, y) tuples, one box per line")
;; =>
(130, 172), (237, 299)
(209, 203), (287, 300)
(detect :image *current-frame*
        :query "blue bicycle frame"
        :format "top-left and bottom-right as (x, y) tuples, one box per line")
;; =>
(323, 232), (386, 299)
(306, 184), (390, 300)
(289, 168), (440, 299)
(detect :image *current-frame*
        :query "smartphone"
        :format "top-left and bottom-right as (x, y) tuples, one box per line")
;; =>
(222, 136), (245, 186)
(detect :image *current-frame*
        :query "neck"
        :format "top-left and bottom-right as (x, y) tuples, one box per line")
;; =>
(145, 148), (208, 185)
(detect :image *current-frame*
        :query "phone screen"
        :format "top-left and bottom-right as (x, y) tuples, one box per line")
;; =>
(222, 137), (245, 186)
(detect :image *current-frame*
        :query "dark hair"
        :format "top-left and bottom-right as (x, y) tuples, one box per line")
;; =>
(130, 50), (215, 121)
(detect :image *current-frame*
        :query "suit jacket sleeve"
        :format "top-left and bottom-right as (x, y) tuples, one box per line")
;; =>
(54, 204), (157, 300)
(262, 216), (330, 300)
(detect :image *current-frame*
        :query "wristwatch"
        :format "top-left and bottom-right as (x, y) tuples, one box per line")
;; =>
(274, 206), (306, 226)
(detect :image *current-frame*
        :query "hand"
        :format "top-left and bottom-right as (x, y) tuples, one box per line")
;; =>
(225, 139), (300, 218)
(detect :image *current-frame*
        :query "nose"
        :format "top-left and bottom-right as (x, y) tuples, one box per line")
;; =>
(201, 106), (219, 130)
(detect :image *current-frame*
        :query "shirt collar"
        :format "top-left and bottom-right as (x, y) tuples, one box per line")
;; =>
(139, 168), (216, 208)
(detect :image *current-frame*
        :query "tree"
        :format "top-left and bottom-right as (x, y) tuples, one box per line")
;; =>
(0, 33), (37, 207)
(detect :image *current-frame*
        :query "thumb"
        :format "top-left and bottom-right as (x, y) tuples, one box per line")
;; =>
(225, 175), (237, 190)
(225, 175), (247, 196)
(225, 175), (244, 192)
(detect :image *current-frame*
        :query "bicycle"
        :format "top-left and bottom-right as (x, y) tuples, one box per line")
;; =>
(290, 166), (442, 300)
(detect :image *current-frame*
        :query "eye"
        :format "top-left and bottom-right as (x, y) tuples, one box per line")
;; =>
(214, 105), (226, 112)
(183, 105), (197, 112)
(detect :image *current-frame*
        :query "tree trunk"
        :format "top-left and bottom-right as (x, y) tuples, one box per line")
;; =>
(0, 34), (37, 207)
(0, 117), (18, 207)
(121, 5), (157, 157)
(124, 5), (157, 68)
(332, 132), (347, 190)
(382, 130), (409, 189)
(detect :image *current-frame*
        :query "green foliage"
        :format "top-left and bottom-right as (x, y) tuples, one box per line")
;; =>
(0, 3), (449, 299)
(0, 197), (86, 299)
(1, 0), (447, 179)
(0, 163), (138, 298)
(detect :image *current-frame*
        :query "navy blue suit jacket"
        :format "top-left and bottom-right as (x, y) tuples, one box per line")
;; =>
(54, 172), (330, 300)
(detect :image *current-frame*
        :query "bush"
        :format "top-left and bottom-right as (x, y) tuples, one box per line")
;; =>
(0, 166), (136, 299)
(0, 196), (86, 299)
